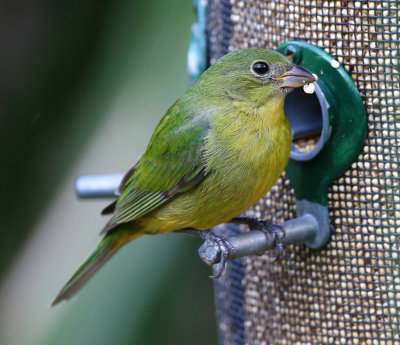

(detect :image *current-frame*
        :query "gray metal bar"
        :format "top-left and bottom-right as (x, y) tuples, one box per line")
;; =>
(75, 174), (123, 198)
(198, 214), (319, 265)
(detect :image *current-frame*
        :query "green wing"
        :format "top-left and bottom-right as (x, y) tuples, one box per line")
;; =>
(101, 100), (210, 234)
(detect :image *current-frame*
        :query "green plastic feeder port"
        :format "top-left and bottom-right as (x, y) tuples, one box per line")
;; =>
(277, 41), (367, 248)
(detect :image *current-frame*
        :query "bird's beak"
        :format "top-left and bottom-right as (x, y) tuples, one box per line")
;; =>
(275, 64), (317, 88)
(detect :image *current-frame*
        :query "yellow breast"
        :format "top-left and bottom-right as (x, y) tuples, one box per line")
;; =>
(140, 97), (292, 233)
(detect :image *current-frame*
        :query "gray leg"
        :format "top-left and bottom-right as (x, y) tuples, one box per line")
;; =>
(177, 229), (235, 278)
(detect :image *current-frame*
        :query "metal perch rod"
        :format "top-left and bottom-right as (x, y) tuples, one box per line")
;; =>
(75, 174), (124, 198)
(198, 214), (318, 266)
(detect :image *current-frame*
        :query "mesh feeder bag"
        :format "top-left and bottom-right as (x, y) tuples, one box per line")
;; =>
(205, 1), (400, 344)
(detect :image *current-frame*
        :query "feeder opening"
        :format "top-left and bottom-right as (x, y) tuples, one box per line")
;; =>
(284, 84), (329, 161)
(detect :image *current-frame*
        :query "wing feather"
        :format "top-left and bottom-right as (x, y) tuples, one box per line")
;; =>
(101, 98), (210, 235)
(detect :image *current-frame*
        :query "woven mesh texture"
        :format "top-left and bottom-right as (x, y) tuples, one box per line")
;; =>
(208, 1), (400, 344)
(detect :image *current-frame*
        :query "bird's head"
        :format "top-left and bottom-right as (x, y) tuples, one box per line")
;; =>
(200, 48), (316, 108)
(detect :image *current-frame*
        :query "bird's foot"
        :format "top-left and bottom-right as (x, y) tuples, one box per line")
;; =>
(229, 216), (285, 259)
(198, 230), (235, 278)
(179, 229), (235, 278)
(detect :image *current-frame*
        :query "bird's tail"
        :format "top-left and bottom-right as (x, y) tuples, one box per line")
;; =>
(50, 232), (140, 306)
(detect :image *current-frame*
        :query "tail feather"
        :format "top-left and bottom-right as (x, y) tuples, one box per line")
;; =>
(50, 238), (117, 306)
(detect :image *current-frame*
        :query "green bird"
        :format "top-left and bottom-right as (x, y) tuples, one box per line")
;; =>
(51, 48), (316, 305)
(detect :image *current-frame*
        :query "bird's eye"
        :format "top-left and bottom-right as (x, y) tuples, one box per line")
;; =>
(252, 61), (270, 75)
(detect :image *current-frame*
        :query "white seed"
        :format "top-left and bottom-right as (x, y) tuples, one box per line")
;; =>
(303, 83), (316, 94)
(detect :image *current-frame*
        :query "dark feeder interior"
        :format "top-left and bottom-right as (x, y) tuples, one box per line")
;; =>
(284, 83), (329, 161)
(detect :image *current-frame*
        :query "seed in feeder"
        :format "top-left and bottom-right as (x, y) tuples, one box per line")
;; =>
(331, 59), (340, 68)
(303, 83), (315, 94)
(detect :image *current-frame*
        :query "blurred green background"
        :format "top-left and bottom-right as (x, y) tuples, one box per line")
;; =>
(0, 1), (218, 344)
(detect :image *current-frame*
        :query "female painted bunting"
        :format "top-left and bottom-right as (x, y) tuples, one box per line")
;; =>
(51, 48), (315, 305)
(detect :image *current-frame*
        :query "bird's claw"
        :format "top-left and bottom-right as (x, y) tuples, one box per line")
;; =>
(197, 231), (235, 279)
(250, 218), (285, 259)
(231, 217), (285, 259)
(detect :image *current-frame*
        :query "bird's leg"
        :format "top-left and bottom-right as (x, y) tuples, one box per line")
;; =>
(228, 216), (285, 257)
(178, 229), (235, 279)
